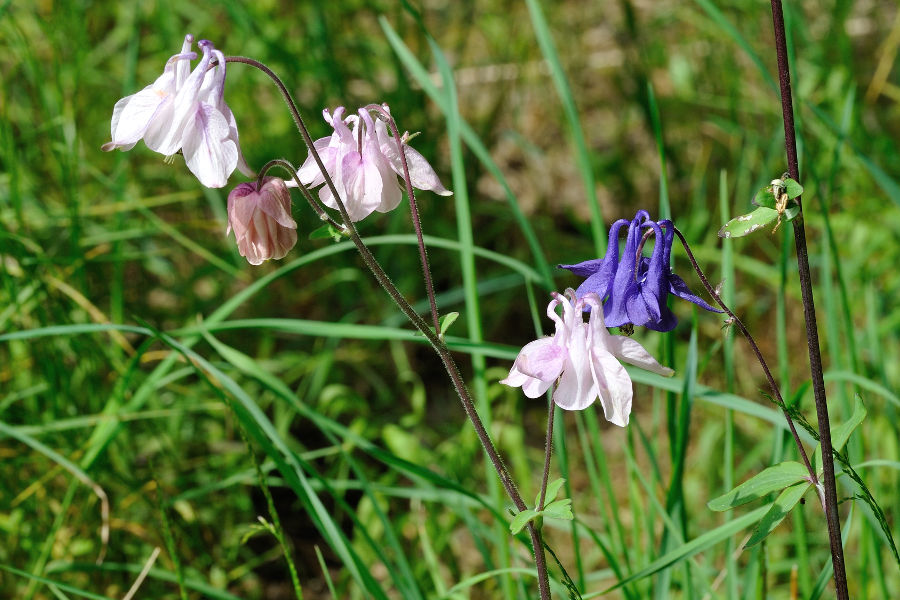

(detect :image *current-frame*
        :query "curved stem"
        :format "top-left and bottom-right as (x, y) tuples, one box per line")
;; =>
(768, 4), (848, 597)
(671, 227), (815, 481)
(257, 158), (345, 231)
(226, 55), (551, 598)
(364, 103), (441, 333)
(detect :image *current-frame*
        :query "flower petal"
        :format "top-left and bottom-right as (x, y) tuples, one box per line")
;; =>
(605, 335), (674, 377)
(552, 324), (596, 410)
(181, 104), (237, 188)
(589, 346), (634, 426)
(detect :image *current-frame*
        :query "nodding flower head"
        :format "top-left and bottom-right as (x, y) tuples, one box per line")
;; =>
(560, 211), (721, 332)
(501, 289), (673, 427)
(296, 105), (451, 222)
(227, 177), (297, 265)
(102, 35), (253, 188)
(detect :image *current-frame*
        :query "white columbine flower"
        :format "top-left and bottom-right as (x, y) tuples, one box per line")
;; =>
(296, 106), (451, 222)
(501, 289), (674, 426)
(102, 35), (252, 188)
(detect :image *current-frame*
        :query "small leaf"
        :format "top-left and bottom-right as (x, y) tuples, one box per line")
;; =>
(783, 202), (801, 221)
(542, 498), (574, 521)
(812, 395), (867, 474)
(509, 508), (539, 535)
(783, 177), (803, 199)
(438, 312), (459, 338)
(745, 481), (811, 547)
(308, 224), (346, 242)
(752, 184), (777, 209)
(535, 478), (567, 507)
(708, 461), (809, 511)
(718, 207), (779, 238)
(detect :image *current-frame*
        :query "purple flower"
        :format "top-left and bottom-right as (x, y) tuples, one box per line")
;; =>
(500, 289), (673, 426)
(296, 105), (451, 222)
(561, 211), (721, 332)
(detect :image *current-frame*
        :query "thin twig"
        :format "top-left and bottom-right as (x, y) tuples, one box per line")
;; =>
(671, 227), (815, 481)
(768, 3), (848, 596)
(365, 103), (441, 333)
(537, 398), (555, 511)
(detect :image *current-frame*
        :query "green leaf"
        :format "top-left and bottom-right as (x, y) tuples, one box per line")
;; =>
(308, 224), (346, 242)
(745, 481), (811, 547)
(813, 395), (867, 474)
(708, 461), (809, 511)
(783, 177), (803, 199)
(542, 499), (573, 521)
(752, 184), (777, 209)
(718, 207), (779, 238)
(509, 509), (540, 535)
(438, 312), (459, 339)
(535, 477), (566, 506)
(784, 202), (801, 221)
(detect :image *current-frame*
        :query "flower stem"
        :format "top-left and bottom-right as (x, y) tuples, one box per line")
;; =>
(671, 227), (815, 482)
(227, 55), (551, 598)
(257, 158), (345, 231)
(537, 398), (555, 511)
(768, 3), (848, 597)
(365, 103), (441, 334)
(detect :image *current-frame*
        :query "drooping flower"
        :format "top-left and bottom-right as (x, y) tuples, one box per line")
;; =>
(501, 289), (673, 426)
(560, 211), (721, 332)
(296, 106), (451, 222)
(227, 177), (297, 265)
(102, 35), (253, 188)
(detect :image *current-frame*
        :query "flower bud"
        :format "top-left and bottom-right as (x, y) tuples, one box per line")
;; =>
(227, 178), (297, 265)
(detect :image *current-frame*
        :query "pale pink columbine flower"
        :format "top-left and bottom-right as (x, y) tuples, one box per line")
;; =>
(227, 177), (297, 265)
(296, 106), (451, 222)
(501, 289), (674, 426)
(102, 35), (253, 188)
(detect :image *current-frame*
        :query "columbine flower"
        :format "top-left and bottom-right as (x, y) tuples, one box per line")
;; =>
(102, 35), (253, 188)
(501, 289), (673, 426)
(560, 211), (720, 332)
(227, 177), (297, 265)
(296, 105), (451, 222)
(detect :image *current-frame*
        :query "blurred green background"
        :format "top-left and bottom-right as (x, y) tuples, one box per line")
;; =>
(2, 0), (900, 598)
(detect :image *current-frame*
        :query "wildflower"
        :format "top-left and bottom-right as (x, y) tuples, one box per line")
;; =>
(102, 35), (252, 188)
(561, 211), (720, 332)
(227, 177), (297, 265)
(296, 106), (451, 222)
(501, 289), (673, 426)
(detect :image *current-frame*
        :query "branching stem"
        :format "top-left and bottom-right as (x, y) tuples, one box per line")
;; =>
(227, 55), (551, 599)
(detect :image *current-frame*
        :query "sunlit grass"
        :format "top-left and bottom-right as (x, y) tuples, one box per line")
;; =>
(2, 1), (899, 598)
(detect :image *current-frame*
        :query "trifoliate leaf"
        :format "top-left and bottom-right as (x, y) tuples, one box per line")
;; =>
(509, 508), (540, 535)
(542, 498), (574, 521)
(718, 207), (779, 238)
(309, 224), (346, 242)
(535, 478), (567, 507)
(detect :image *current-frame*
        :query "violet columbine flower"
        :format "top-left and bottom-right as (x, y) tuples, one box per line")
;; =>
(501, 289), (673, 426)
(296, 106), (451, 222)
(227, 177), (297, 265)
(102, 35), (253, 188)
(560, 211), (720, 332)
